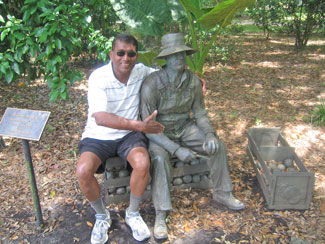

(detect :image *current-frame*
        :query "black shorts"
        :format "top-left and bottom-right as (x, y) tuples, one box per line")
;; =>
(78, 131), (149, 174)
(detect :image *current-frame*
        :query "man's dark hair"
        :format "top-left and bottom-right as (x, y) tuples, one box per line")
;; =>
(112, 34), (138, 52)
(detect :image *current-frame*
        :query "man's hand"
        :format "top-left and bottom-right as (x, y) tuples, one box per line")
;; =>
(142, 110), (165, 134)
(175, 147), (196, 162)
(203, 133), (219, 155)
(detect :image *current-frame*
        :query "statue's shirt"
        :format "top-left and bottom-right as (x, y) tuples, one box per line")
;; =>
(141, 67), (214, 154)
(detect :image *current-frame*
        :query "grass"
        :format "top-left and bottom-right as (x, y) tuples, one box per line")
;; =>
(241, 24), (264, 33)
(311, 102), (325, 126)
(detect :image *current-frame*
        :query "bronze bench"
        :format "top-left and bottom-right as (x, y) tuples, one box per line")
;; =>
(103, 156), (212, 203)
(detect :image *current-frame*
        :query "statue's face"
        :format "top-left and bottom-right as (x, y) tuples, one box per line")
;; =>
(165, 52), (186, 72)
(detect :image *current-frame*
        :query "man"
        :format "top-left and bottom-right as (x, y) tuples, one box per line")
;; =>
(140, 33), (245, 240)
(77, 34), (165, 244)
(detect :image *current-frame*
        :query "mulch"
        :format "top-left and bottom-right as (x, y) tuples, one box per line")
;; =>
(0, 33), (324, 244)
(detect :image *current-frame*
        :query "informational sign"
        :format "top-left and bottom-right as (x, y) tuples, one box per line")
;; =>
(0, 108), (50, 141)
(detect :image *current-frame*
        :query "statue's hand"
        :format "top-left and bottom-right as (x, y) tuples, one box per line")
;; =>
(142, 110), (165, 134)
(203, 133), (219, 155)
(175, 147), (196, 162)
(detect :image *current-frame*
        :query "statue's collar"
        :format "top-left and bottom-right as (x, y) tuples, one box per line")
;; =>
(162, 67), (188, 89)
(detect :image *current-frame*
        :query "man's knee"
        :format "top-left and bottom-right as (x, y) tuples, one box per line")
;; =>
(76, 152), (101, 180)
(128, 147), (150, 173)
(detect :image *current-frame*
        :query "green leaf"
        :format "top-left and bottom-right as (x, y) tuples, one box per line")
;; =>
(22, 44), (29, 54)
(55, 55), (62, 63)
(56, 4), (67, 13)
(5, 70), (14, 83)
(14, 32), (26, 41)
(49, 22), (57, 35)
(0, 64), (6, 74)
(49, 88), (59, 102)
(14, 49), (23, 62)
(29, 47), (36, 58)
(55, 39), (62, 49)
(198, 0), (256, 30)
(59, 82), (66, 92)
(39, 30), (48, 43)
(23, 9), (31, 21)
(0, 15), (5, 23)
(165, 0), (187, 24)
(60, 90), (68, 100)
(68, 71), (83, 84)
(12, 62), (20, 75)
(111, 0), (172, 36)
(137, 51), (165, 67)
(46, 44), (53, 55)
(137, 51), (156, 67)
(178, 0), (208, 19)
(1, 29), (9, 41)
(60, 30), (67, 37)
(46, 62), (54, 73)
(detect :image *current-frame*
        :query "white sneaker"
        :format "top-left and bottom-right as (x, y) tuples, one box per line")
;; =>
(91, 210), (112, 244)
(125, 208), (150, 241)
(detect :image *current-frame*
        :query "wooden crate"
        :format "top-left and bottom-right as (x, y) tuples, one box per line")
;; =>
(247, 127), (314, 210)
(103, 156), (212, 204)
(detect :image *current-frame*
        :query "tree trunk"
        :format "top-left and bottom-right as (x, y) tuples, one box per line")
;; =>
(0, 137), (5, 149)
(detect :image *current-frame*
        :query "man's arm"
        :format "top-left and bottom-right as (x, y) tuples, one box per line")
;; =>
(93, 110), (164, 134)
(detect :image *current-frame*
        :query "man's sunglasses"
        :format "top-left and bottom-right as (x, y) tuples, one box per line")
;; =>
(115, 50), (137, 58)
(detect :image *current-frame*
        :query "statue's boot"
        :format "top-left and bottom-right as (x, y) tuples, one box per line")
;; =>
(154, 210), (168, 239)
(213, 191), (245, 210)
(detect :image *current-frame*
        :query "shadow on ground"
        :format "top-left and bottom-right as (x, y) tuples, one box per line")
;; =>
(4, 202), (226, 244)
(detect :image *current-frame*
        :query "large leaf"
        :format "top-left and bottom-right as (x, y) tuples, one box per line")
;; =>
(137, 51), (165, 67)
(178, 0), (210, 19)
(110, 0), (172, 36)
(198, 0), (256, 30)
(166, 0), (188, 25)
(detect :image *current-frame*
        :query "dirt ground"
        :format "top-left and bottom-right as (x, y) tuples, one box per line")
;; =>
(0, 33), (324, 244)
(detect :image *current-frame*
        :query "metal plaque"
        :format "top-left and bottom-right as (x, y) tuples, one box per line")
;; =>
(0, 108), (50, 141)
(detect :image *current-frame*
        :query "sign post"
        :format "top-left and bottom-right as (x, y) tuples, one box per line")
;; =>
(0, 136), (5, 148)
(0, 108), (50, 227)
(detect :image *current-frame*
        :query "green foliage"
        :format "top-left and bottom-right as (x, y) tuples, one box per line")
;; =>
(311, 102), (325, 127)
(0, 0), (89, 101)
(83, 0), (125, 61)
(88, 30), (113, 62)
(248, 0), (325, 48)
(247, 0), (281, 39)
(111, 0), (256, 75)
(181, 0), (256, 75)
(110, 0), (173, 36)
(137, 51), (166, 68)
(0, 0), (126, 101)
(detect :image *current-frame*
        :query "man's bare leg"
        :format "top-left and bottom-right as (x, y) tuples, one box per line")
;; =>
(125, 147), (151, 241)
(77, 152), (111, 244)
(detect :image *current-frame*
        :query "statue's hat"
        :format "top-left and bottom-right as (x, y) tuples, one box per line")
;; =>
(155, 33), (197, 59)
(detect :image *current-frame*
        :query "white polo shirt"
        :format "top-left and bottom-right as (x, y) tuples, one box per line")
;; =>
(81, 62), (155, 140)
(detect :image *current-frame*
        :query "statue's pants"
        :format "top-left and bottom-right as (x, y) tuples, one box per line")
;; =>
(149, 123), (233, 211)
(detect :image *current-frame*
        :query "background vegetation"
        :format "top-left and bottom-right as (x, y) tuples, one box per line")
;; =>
(0, 0), (324, 123)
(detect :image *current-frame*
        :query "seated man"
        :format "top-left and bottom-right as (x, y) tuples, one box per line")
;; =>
(77, 34), (165, 244)
(140, 33), (245, 240)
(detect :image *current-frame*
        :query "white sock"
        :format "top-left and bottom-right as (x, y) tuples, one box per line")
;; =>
(90, 197), (106, 215)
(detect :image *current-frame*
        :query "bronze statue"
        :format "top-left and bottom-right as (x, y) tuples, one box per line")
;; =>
(140, 33), (245, 239)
